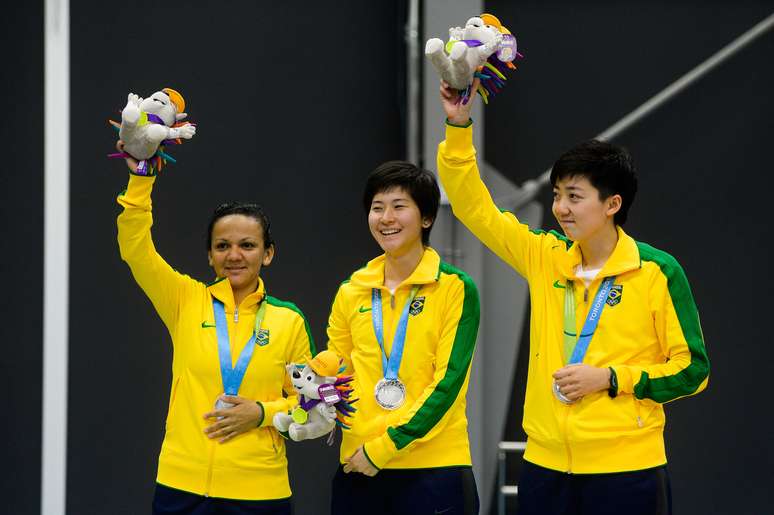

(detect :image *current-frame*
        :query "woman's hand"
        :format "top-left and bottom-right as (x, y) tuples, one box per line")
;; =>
(115, 140), (139, 173)
(203, 395), (264, 443)
(439, 77), (480, 126)
(343, 446), (379, 476)
(552, 364), (611, 402)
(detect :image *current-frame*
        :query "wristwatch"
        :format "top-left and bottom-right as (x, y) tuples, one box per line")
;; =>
(607, 367), (618, 398)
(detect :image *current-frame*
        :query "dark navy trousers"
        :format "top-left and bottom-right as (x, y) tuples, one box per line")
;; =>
(517, 460), (672, 515)
(152, 483), (292, 515)
(331, 465), (480, 515)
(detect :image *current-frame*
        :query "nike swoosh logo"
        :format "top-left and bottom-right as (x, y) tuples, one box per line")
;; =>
(358, 306), (372, 313)
(201, 321), (216, 328)
(553, 280), (566, 289)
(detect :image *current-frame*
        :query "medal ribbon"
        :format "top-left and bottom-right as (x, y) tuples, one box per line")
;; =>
(563, 276), (616, 365)
(371, 286), (420, 380)
(213, 299), (267, 395)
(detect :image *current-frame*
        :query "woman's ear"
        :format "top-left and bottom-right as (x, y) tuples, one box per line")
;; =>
(421, 217), (433, 228)
(262, 245), (275, 266)
(207, 251), (213, 267)
(606, 194), (622, 217)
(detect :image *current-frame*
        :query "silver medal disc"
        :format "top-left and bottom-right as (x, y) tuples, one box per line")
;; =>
(374, 378), (406, 410)
(552, 381), (574, 405)
(214, 396), (235, 420)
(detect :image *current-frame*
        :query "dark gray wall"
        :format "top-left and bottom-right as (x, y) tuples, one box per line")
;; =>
(485, 1), (774, 514)
(0, 3), (44, 515)
(67, 2), (405, 514)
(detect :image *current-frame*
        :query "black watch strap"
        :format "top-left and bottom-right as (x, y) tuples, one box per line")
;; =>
(607, 367), (619, 398)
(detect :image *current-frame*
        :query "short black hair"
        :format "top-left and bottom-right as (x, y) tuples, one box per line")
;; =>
(206, 202), (274, 250)
(362, 160), (441, 245)
(550, 139), (638, 225)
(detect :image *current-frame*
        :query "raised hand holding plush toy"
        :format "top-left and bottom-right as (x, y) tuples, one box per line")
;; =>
(273, 350), (356, 443)
(108, 88), (196, 175)
(425, 13), (522, 104)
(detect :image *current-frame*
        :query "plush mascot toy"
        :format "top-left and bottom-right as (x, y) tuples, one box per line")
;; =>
(273, 350), (356, 443)
(108, 88), (196, 175)
(425, 13), (522, 104)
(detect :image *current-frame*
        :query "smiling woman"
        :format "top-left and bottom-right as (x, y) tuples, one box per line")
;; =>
(115, 144), (314, 515)
(326, 161), (481, 515)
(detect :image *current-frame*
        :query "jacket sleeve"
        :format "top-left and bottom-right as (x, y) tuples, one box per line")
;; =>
(362, 274), (480, 469)
(437, 122), (547, 278)
(117, 174), (198, 333)
(613, 260), (710, 403)
(326, 283), (354, 374)
(258, 311), (315, 428)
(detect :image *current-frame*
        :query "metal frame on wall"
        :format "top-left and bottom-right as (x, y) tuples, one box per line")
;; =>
(42, 0), (69, 514)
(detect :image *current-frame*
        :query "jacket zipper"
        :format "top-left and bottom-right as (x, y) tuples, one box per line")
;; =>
(562, 405), (573, 473)
(204, 440), (216, 496)
(234, 307), (239, 323)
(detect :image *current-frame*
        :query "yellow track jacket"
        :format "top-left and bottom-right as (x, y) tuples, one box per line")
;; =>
(117, 174), (314, 499)
(437, 123), (709, 473)
(327, 248), (480, 469)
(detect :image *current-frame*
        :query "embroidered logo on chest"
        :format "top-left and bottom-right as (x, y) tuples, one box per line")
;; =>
(256, 329), (270, 346)
(409, 297), (426, 316)
(606, 285), (623, 307)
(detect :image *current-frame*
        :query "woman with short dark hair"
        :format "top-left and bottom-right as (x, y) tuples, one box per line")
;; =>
(327, 160), (481, 515)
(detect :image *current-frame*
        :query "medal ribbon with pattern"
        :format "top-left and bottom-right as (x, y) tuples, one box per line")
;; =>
(371, 286), (420, 383)
(562, 276), (616, 364)
(213, 298), (267, 396)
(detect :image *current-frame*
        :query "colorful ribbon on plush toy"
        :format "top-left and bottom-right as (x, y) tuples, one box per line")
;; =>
(457, 13), (524, 105)
(106, 116), (192, 176)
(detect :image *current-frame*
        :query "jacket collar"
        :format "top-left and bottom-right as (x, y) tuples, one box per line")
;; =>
(560, 226), (640, 279)
(207, 276), (266, 309)
(350, 247), (441, 290)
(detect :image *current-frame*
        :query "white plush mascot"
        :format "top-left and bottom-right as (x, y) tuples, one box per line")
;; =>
(425, 13), (521, 104)
(273, 350), (356, 442)
(110, 87), (196, 175)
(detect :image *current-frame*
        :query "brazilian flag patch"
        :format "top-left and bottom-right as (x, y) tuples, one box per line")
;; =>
(256, 329), (270, 346)
(606, 285), (623, 307)
(409, 297), (426, 316)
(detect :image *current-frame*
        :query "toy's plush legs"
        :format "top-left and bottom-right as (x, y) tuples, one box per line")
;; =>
(273, 412), (293, 433)
(288, 417), (335, 442)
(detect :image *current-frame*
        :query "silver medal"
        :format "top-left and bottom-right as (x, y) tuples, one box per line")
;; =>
(552, 380), (575, 405)
(214, 395), (235, 420)
(374, 378), (406, 410)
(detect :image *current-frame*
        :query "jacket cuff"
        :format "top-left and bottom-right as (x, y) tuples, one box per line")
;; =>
(612, 365), (642, 396)
(258, 399), (290, 428)
(445, 117), (473, 128)
(362, 432), (398, 469)
(441, 123), (476, 161)
(117, 174), (156, 209)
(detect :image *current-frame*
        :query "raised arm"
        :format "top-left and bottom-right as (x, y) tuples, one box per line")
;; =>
(436, 81), (552, 278)
(116, 149), (198, 330)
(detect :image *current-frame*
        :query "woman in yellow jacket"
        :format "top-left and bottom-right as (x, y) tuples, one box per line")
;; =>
(436, 80), (709, 515)
(327, 161), (481, 515)
(115, 146), (313, 515)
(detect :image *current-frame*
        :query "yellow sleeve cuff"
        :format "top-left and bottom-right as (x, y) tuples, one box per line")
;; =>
(613, 365), (641, 395)
(440, 123), (476, 162)
(259, 398), (293, 428)
(117, 174), (156, 209)
(363, 432), (399, 470)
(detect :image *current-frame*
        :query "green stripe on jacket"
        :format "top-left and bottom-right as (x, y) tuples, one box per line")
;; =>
(266, 295), (317, 355)
(634, 242), (710, 402)
(387, 262), (480, 450)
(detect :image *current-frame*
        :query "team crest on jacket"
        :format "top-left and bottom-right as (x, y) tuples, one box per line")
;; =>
(256, 329), (270, 346)
(606, 285), (623, 307)
(409, 297), (426, 316)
